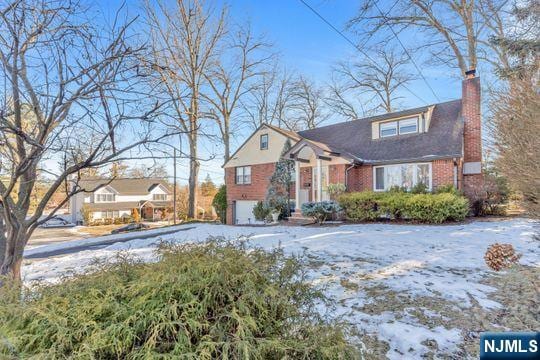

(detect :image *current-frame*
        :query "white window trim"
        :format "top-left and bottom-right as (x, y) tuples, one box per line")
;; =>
(373, 162), (432, 191)
(260, 134), (269, 150)
(153, 194), (168, 201)
(379, 116), (420, 138)
(398, 117), (418, 135)
(235, 166), (252, 185)
(380, 121), (398, 138)
(95, 193), (116, 203)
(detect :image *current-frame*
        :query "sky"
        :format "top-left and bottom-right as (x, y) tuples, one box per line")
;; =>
(92, 0), (466, 185)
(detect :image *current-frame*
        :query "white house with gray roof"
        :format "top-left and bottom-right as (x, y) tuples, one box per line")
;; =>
(69, 178), (172, 224)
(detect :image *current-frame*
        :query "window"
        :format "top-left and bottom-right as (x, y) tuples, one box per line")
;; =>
(260, 134), (268, 150)
(380, 121), (398, 137)
(97, 210), (120, 219)
(106, 210), (120, 218)
(375, 167), (385, 190)
(153, 194), (167, 201)
(398, 117), (418, 134)
(373, 163), (432, 191)
(379, 117), (419, 138)
(96, 193), (115, 202)
(235, 166), (251, 184)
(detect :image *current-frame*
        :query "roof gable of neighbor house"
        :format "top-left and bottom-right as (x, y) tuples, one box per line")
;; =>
(77, 178), (171, 195)
(223, 123), (300, 168)
(297, 100), (463, 164)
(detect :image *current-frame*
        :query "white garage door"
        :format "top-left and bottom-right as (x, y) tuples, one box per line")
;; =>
(234, 200), (259, 224)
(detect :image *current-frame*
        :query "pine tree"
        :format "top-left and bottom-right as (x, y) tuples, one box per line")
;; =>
(266, 140), (295, 216)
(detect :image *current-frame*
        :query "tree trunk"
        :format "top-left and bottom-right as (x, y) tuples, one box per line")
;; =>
(0, 229), (26, 282)
(187, 132), (199, 219)
(0, 203), (5, 267)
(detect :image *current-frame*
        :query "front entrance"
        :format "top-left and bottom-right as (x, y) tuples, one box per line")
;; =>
(312, 165), (330, 201)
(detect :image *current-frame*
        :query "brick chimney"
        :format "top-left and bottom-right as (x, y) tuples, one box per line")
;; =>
(461, 69), (484, 200)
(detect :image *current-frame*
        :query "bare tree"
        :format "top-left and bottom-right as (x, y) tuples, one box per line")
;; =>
(324, 79), (363, 121)
(349, 0), (484, 77)
(0, 0), (174, 280)
(241, 65), (294, 130)
(330, 48), (415, 115)
(144, 0), (226, 218)
(287, 76), (329, 130)
(203, 24), (273, 165)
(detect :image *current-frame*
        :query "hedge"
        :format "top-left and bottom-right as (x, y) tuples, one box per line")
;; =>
(338, 191), (469, 223)
(0, 241), (359, 358)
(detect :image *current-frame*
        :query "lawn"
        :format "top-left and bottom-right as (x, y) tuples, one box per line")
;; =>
(22, 219), (539, 359)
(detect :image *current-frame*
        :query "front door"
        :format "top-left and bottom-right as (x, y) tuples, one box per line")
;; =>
(312, 165), (329, 201)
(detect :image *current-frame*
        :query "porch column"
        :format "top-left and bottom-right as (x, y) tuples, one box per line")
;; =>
(295, 161), (301, 211)
(316, 158), (322, 202)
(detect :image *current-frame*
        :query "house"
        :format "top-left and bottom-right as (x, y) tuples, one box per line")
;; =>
(223, 124), (300, 224)
(224, 71), (484, 224)
(69, 178), (172, 224)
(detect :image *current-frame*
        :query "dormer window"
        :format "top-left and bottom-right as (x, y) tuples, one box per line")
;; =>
(379, 116), (419, 138)
(96, 193), (115, 202)
(380, 122), (398, 137)
(153, 194), (167, 201)
(398, 118), (418, 134)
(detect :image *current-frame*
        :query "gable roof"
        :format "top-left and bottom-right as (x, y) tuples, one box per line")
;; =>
(223, 123), (299, 168)
(77, 178), (171, 195)
(297, 100), (463, 164)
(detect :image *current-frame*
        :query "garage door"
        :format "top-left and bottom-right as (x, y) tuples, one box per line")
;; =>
(234, 200), (259, 224)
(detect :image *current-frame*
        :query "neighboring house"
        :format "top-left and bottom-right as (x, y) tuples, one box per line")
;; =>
(70, 178), (172, 224)
(224, 71), (484, 224)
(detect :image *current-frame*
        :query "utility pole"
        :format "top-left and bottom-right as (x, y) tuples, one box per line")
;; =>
(173, 147), (177, 225)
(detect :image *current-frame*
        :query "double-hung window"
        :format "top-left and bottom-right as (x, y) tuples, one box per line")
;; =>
(380, 121), (398, 138)
(374, 163), (431, 191)
(153, 194), (167, 201)
(235, 166), (251, 184)
(398, 118), (418, 134)
(260, 134), (268, 150)
(379, 117), (419, 138)
(96, 193), (115, 202)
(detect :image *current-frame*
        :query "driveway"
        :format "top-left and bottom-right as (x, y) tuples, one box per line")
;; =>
(28, 227), (84, 247)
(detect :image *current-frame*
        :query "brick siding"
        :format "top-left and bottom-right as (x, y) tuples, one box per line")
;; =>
(347, 165), (373, 192)
(225, 163), (275, 224)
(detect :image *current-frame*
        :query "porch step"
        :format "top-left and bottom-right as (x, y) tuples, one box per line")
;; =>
(288, 213), (315, 225)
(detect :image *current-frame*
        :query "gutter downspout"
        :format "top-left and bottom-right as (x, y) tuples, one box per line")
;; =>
(345, 164), (355, 191)
(453, 158), (458, 189)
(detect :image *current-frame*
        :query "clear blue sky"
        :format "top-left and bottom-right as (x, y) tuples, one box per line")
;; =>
(92, 0), (465, 184)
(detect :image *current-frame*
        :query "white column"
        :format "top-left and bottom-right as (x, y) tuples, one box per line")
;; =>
(295, 161), (301, 211)
(316, 158), (322, 202)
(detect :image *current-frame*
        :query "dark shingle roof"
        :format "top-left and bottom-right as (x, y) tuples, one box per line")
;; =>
(77, 178), (171, 195)
(297, 100), (463, 164)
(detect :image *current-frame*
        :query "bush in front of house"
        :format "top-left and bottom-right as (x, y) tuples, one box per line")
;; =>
(337, 191), (384, 221)
(212, 185), (227, 223)
(301, 201), (341, 225)
(338, 191), (469, 223)
(0, 241), (359, 358)
(253, 200), (271, 221)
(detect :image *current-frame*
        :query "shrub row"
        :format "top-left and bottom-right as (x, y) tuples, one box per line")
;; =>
(338, 191), (469, 223)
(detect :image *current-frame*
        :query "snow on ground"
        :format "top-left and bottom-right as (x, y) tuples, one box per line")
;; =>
(22, 218), (539, 359)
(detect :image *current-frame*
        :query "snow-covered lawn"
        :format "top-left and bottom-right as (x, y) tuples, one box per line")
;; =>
(22, 218), (539, 359)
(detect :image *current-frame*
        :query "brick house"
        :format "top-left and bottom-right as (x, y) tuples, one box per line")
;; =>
(224, 71), (483, 224)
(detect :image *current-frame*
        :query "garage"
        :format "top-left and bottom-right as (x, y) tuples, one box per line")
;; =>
(234, 200), (259, 224)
